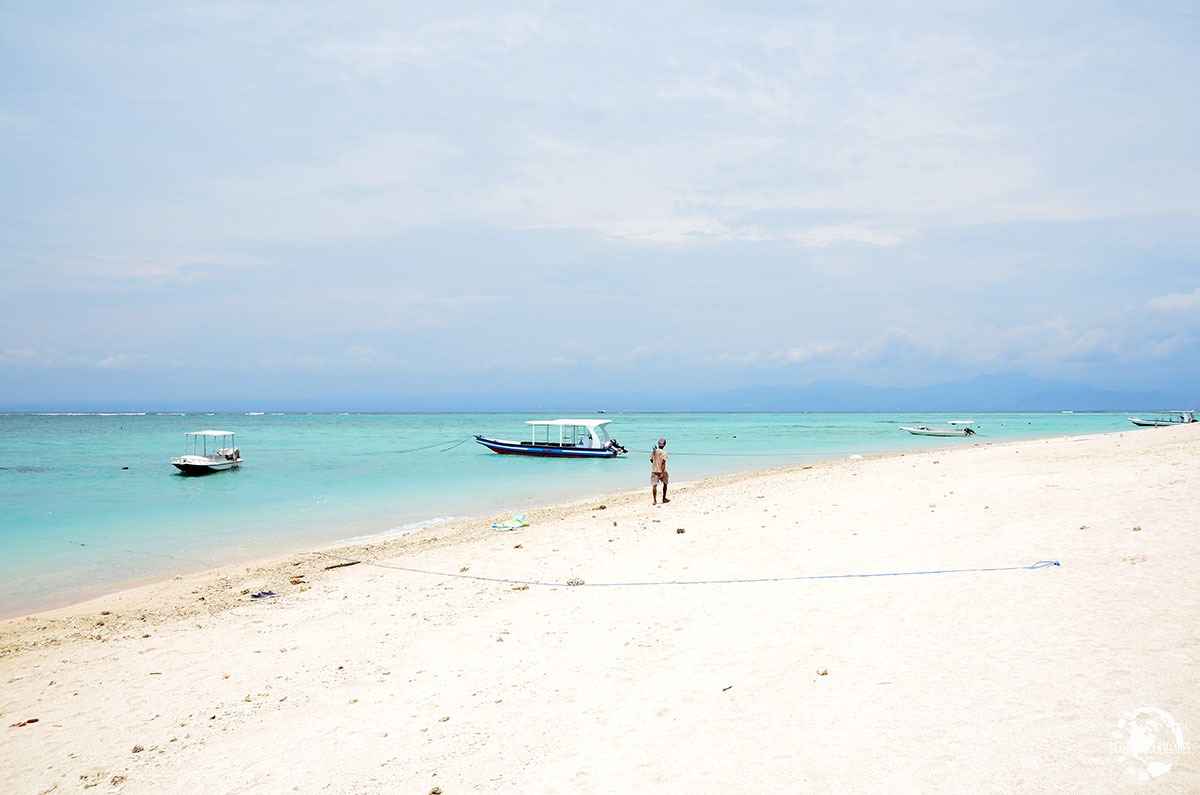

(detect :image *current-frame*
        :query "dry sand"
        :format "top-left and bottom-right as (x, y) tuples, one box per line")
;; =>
(2, 427), (1198, 793)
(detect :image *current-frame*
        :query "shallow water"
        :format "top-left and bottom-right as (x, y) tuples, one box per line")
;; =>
(0, 411), (1134, 616)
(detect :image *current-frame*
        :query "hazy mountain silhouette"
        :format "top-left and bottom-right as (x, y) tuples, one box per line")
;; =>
(691, 373), (1196, 412)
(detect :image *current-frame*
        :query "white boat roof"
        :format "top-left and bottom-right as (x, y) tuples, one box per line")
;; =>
(525, 419), (612, 428)
(186, 430), (237, 436)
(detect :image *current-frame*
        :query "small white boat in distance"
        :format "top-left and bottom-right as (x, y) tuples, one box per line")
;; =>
(171, 431), (243, 474)
(1128, 411), (1196, 427)
(901, 424), (976, 437)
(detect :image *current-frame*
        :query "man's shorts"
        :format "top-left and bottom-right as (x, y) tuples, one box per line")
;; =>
(651, 471), (668, 486)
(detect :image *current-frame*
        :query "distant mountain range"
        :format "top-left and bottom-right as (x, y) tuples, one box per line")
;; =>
(3, 372), (1194, 414)
(689, 373), (1198, 412)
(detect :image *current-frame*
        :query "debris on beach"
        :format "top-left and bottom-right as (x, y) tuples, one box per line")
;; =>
(566, 578), (586, 586)
(817, 669), (829, 676)
(9, 717), (39, 727)
(676, 528), (686, 534)
(323, 560), (361, 570)
(1132, 525), (1141, 531)
(249, 591), (278, 600)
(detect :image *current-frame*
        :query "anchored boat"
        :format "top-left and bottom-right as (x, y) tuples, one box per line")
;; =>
(900, 424), (976, 437)
(475, 419), (627, 458)
(1128, 411), (1196, 427)
(171, 430), (243, 474)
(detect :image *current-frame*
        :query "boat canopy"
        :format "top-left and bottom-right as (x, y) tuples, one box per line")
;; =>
(181, 430), (237, 456)
(525, 419), (614, 448)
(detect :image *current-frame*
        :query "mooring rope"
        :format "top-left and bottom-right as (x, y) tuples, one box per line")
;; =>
(310, 551), (1060, 588)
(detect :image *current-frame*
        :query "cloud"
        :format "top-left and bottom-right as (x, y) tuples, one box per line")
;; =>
(782, 342), (841, 363)
(0, 348), (91, 368)
(708, 351), (762, 365)
(596, 345), (660, 365)
(0, 348), (44, 366)
(1145, 334), (1193, 359)
(852, 327), (923, 364)
(312, 12), (542, 77)
(706, 342), (840, 367)
(96, 353), (151, 370)
(1145, 288), (1200, 312)
(789, 224), (906, 248)
(342, 345), (404, 371)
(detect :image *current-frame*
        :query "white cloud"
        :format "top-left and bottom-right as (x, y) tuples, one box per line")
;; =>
(1145, 288), (1200, 312)
(312, 12), (541, 77)
(96, 353), (151, 370)
(343, 345), (404, 370)
(0, 348), (92, 368)
(853, 327), (923, 364)
(1145, 334), (1192, 359)
(47, 253), (273, 288)
(0, 348), (44, 366)
(789, 224), (906, 248)
(782, 342), (840, 363)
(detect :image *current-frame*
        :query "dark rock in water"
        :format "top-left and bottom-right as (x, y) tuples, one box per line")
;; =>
(122, 466), (129, 470)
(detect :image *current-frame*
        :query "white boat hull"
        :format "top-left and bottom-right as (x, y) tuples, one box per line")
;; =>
(1128, 416), (1196, 427)
(900, 426), (975, 437)
(171, 454), (242, 474)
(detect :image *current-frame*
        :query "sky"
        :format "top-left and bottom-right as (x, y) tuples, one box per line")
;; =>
(1, 1), (1198, 409)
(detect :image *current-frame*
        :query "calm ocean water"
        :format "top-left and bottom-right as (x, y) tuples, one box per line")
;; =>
(0, 411), (1134, 617)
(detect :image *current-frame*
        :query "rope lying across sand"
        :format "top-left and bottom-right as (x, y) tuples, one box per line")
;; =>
(310, 551), (1060, 588)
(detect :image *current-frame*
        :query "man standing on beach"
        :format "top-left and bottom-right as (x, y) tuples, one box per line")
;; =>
(651, 438), (669, 504)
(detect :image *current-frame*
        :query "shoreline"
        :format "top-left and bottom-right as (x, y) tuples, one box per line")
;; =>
(2, 424), (1197, 791)
(0, 426), (1130, 637)
(0, 430), (1046, 626)
(0, 412), (1134, 621)
(0, 427), (1129, 627)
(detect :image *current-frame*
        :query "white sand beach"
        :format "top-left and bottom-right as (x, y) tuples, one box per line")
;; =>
(2, 427), (1198, 793)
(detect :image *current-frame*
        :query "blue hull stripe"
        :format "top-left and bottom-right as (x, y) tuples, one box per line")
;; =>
(474, 436), (620, 458)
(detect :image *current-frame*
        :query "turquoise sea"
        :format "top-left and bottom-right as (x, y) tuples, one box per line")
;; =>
(0, 411), (1135, 617)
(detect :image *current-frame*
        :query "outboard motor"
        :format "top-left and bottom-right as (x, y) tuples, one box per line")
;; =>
(607, 439), (628, 454)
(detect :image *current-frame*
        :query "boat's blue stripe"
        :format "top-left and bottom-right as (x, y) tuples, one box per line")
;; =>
(474, 437), (616, 457)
